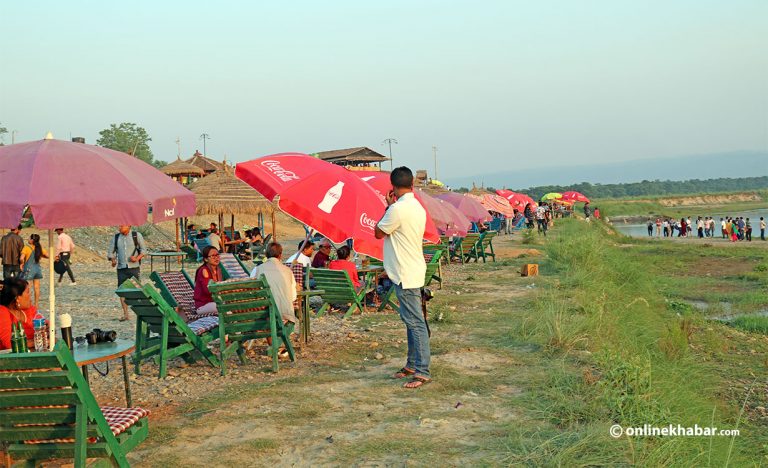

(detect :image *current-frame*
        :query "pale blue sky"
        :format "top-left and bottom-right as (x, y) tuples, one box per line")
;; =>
(1, 0), (766, 183)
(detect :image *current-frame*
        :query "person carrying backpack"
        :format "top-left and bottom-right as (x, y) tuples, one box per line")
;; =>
(107, 225), (146, 321)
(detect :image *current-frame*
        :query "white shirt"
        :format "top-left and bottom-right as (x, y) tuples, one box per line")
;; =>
(285, 252), (311, 267)
(376, 192), (426, 289)
(250, 258), (297, 323)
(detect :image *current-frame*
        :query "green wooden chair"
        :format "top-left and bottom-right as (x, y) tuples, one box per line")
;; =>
(478, 230), (497, 263)
(116, 281), (220, 379)
(378, 250), (443, 312)
(0, 343), (149, 468)
(208, 278), (295, 374)
(422, 248), (445, 289)
(310, 268), (374, 319)
(219, 252), (251, 280)
(450, 233), (481, 264)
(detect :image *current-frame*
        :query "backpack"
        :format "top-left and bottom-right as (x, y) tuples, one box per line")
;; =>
(113, 231), (142, 264)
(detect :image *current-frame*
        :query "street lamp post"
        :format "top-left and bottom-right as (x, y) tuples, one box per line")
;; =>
(200, 133), (211, 156)
(432, 145), (438, 181)
(382, 138), (398, 170)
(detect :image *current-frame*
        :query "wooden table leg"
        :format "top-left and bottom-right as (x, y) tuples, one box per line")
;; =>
(122, 355), (133, 407)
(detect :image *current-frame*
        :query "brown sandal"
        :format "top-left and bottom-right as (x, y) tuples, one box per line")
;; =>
(393, 367), (415, 379)
(403, 376), (431, 389)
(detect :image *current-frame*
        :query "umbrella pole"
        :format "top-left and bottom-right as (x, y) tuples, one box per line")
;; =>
(271, 212), (276, 242)
(47, 229), (56, 350)
(175, 219), (180, 251)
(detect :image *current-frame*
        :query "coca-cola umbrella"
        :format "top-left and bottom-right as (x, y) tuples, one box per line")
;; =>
(0, 137), (196, 348)
(354, 171), (468, 236)
(435, 192), (492, 223)
(561, 191), (590, 203)
(235, 154), (439, 260)
(496, 189), (537, 212)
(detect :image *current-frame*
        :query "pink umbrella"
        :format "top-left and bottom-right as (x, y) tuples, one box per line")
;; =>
(353, 171), (469, 236)
(561, 191), (590, 203)
(235, 154), (439, 260)
(478, 194), (515, 218)
(0, 138), (196, 348)
(436, 192), (492, 223)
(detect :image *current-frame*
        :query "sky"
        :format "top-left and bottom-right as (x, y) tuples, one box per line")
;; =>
(1, 0), (766, 184)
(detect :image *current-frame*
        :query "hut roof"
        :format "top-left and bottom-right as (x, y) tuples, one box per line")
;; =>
(186, 150), (224, 173)
(160, 158), (205, 177)
(311, 146), (390, 164)
(188, 166), (275, 215)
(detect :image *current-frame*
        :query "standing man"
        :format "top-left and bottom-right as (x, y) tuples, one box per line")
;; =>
(375, 167), (431, 389)
(54, 228), (76, 285)
(108, 225), (146, 321)
(0, 225), (24, 280)
(760, 217), (766, 241)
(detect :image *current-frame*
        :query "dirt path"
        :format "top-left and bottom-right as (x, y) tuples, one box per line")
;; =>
(125, 234), (543, 466)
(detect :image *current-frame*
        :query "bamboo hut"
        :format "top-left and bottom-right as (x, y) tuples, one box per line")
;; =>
(186, 150), (225, 175)
(161, 158), (205, 185)
(187, 165), (278, 242)
(311, 146), (389, 170)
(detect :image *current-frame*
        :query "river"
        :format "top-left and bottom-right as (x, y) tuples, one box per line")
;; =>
(613, 208), (768, 238)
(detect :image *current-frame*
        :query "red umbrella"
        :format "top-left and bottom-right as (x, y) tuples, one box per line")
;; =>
(496, 189), (537, 212)
(353, 171), (469, 236)
(0, 138), (196, 348)
(477, 194), (515, 218)
(235, 154), (439, 260)
(436, 192), (492, 223)
(561, 191), (590, 203)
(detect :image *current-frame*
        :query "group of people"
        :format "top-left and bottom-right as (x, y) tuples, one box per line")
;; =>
(646, 216), (767, 241)
(0, 167), (433, 390)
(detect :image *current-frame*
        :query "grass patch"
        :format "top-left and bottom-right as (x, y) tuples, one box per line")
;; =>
(729, 314), (768, 335)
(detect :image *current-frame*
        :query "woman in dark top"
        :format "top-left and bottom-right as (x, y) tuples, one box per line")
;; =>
(193, 246), (223, 315)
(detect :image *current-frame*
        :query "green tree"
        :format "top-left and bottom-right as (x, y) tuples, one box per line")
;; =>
(0, 122), (8, 143)
(96, 122), (154, 164)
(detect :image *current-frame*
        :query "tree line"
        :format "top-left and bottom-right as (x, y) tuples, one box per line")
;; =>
(458, 176), (768, 200)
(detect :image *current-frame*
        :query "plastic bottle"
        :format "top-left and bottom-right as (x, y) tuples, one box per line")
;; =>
(33, 311), (47, 352)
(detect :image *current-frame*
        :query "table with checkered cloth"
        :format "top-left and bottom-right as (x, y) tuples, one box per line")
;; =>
(23, 406), (150, 444)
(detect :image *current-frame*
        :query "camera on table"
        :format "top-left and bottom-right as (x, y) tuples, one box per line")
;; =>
(85, 328), (117, 345)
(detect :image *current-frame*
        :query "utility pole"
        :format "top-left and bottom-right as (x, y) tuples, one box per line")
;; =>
(11, 130), (17, 144)
(200, 133), (210, 156)
(175, 137), (181, 158)
(382, 138), (398, 171)
(432, 145), (438, 181)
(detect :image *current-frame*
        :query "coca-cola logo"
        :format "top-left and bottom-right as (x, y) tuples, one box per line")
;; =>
(260, 160), (300, 182)
(359, 212), (377, 230)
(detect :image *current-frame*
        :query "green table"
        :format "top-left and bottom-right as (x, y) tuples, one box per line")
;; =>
(298, 289), (324, 344)
(73, 339), (135, 407)
(148, 250), (185, 272)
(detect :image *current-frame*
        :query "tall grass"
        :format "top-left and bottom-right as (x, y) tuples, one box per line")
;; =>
(517, 218), (761, 465)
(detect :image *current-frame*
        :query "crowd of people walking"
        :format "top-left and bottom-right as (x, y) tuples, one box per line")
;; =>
(646, 216), (766, 241)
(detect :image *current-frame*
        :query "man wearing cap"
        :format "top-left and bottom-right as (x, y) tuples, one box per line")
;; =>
(312, 239), (332, 268)
(54, 228), (76, 285)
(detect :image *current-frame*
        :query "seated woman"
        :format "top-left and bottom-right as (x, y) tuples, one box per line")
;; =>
(193, 246), (224, 315)
(328, 246), (361, 290)
(0, 278), (37, 350)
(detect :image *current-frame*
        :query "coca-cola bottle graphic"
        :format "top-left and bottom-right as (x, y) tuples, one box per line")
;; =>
(318, 181), (345, 213)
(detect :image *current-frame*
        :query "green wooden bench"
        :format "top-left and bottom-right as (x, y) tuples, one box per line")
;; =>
(378, 250), (443, 312)
(450, 233), (481, 264)
(0, 343), (149, 467)
(116, 281), (220, 379)
(477, 231), (497, 263)
(309, 268), (374, 319)
(208, 278), (295, 374)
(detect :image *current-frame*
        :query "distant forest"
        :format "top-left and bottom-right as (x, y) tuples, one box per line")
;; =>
(457, 176), (768, 200)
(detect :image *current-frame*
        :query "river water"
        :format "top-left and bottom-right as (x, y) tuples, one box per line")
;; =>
(613, 208), (768, 238)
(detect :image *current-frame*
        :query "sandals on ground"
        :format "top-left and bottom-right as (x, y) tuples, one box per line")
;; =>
(403, 375), (431, 389)
(392, 367), (415, 379)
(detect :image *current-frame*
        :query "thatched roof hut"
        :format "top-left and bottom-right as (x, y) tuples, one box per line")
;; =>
(186, 150), (224, 174)
(311, 146), (389, 169)
(188, 166), (275, 216)
(161, 158), (205, 178)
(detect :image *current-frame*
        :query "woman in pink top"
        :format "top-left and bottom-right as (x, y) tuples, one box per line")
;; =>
(328, 246), (361, 290)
